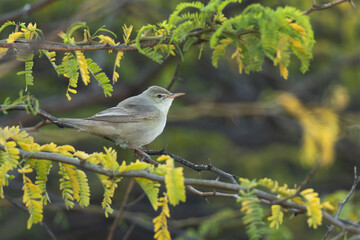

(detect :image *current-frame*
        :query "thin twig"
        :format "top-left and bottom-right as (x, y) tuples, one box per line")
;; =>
(323, 167), (360, 240)
(0, 0), (59, 24)
(4, 194), (57, 240)
(144, 149), (238, 184)
(167, 55), (181, 91)
(273, 161), (320, 205)
(0, 104), (73, 128)
(21, 120), (52, 132)
(329, 231), (346, 240)
(122, 223), (135, 240)
(304, 0), (355, 15)
(126, 193), (146, 208)
(186, 185), (240, 199)
(107, 179), (135, 240)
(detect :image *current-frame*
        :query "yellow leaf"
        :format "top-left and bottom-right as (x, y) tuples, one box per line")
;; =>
(56, 145), (75, 153)
(75, 51), (90, 85)
(135, 178), (160, 211)
(40, 142), (57, 152)
(157, 155), (171, 162)
(21, 23), (37, 39)
(322, 201), (334, 211)
(279, 63), (289, 80)
(267, 205), (283, 229)
(98, 35), (119, 53)
(112, 51), (123, 84)
(67, 88), (77, 94)
(119, 159), (149, 172)
(153, 193), (171, 240)
(165, 158), (186, 206)
(301, 188), (323, 229)
(18, 168), (33, 174)
(122, 24), (133, 44)
(74, 151), (89, 159)
(6, 141), (16, 148)
(7, 32), (23, 43)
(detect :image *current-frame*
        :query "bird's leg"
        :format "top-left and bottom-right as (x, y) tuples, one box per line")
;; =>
(130, 145), (159, 166)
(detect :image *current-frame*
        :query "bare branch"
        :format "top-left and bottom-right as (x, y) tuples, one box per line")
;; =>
(144, 149), (238, 184)
(0, 0), (59, 24)
(324, 167), (360, 239)
(273, 161), (320, 205)
(304, 0), (355, 15)
(186, 185), (240, 199)
(4, 194), (57, 240)
(107, 179), (135, 240)
(167, 55), (181, 91)
(0, 104), (73, 128)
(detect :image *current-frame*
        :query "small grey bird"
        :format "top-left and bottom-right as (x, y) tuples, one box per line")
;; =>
(60, 86), (184, 149)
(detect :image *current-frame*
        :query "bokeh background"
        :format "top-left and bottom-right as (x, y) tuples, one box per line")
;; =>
(0, 0), (360, 239)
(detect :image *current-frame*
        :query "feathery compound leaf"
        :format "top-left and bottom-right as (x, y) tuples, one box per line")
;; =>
(101, 147), (119, 170)
(135, 178), (160, 211)
(122, 24), (133, 44)
(97, 35), (119, 53)
(40, 50), (58, 73)
(75, 51), (90, 85)
(98, 175), (121, 217)
(168, 1), (204, 27)
(164, 157), (186, 206)
(16, 53), (34, 91)
(28, 159), (52, 204)
(0, 131), (20, 198)
(57, 52), (79, 100)
(267, 205), (284, 229)
(153, 193), (171, 240)
(135, 25), (164, 63)
(22, 176), (43, 229)
(238, 190), (266, 240)
(211, 38), (233, 68)
(300, 189), (323, 229)
(59, 163), (90, 208)
(77, 169), (90, 207)
(86, 58), (113, 97)
(112, 51), (123, 84)
(0, 165), (12, 198)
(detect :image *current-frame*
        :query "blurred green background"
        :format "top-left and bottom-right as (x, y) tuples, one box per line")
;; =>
(0, 0), (360, 239)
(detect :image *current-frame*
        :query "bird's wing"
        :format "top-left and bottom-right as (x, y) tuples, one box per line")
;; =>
(85, 104), (160, 123)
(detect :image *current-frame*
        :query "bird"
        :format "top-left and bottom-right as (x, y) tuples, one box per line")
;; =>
(60, 86), (184, 151)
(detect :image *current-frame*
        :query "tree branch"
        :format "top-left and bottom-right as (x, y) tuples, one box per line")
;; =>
(4, 194), (57, 240)
(1, 144), (359, 234)
(0, 0), (60, 24)
(272, 161), (320, 205)
(107, 179), (135, 240)
(323, 167), (360, 239)
(304, 0), (356, 15)
(144, 149), (238, 184)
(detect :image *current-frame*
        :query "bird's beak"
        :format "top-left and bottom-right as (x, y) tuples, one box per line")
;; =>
(166, 93), (185, 98)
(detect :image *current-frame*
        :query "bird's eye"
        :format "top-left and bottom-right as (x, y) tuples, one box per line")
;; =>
(157, 94), (162, 99)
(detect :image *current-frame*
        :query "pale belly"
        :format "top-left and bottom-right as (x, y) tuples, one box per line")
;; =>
(113, 116), (167, 148)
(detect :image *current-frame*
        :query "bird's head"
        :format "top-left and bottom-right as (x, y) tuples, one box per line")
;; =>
(143, 86), (185, 113)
